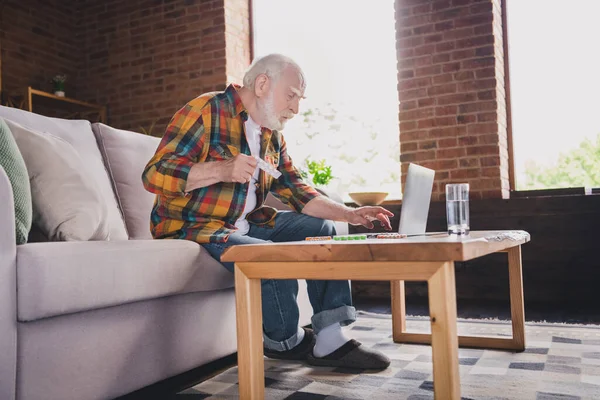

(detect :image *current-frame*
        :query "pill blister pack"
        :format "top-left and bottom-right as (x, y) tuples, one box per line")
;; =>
(254, 156), (282, 179)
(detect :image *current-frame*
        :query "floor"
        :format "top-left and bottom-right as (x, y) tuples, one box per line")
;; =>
(117, 299), (600, 399)
(354, 297), (600, 325)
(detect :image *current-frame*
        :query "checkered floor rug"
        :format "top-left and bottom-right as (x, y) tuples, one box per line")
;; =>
(177, 312), (600, 399)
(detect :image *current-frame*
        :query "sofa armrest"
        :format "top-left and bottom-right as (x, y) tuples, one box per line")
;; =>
(0, 166), (17, 400)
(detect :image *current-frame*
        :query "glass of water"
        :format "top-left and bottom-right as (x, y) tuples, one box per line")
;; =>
(446, 183), (470, 235)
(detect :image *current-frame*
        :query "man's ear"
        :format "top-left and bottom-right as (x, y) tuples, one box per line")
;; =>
(254, 74), (270, 97)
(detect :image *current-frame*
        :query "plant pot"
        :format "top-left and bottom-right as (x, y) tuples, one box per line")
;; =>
(54, 91), (65, 97)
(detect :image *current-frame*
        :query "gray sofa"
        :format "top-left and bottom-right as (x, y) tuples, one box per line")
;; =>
(0, 105), (347, 400)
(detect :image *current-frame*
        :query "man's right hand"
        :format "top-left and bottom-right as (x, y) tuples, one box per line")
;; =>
(219, 154), (258, 184)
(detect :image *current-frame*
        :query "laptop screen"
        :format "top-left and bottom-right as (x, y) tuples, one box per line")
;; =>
(398, 163), (435, 235)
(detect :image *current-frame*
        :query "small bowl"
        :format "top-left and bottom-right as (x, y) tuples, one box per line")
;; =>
(348, 192), (388, 206)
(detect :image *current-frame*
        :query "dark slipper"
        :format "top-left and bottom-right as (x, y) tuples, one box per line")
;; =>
(264, 328), (316, 361)
(307, 339), (390, 370)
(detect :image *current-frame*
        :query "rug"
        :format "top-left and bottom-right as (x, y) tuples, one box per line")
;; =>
(177, 312), (600, 399)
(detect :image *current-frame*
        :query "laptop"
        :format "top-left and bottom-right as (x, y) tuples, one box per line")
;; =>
(397, 163), (435, 235)
(366, 163), (435, 237)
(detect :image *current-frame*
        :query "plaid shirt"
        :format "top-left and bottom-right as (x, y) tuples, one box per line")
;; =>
(142, 84), (320, 243)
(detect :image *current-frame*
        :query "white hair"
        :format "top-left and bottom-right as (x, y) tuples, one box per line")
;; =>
(243, 53), (306, 90)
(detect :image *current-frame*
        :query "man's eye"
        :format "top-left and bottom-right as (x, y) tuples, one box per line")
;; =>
(287, 94), (294, 100)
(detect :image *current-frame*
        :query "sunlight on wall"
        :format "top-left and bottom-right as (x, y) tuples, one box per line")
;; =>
(252, 0), (401, 199)
(507, 0), (600, 189)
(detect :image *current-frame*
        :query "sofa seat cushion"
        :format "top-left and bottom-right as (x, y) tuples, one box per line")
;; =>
(16, 239), (233, 322)
(0, 106), (128, 240)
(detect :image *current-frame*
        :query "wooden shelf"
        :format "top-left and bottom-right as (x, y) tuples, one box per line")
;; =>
(26, 86), (107, 123)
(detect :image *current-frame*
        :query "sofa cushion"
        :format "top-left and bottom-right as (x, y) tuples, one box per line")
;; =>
(6, 119), (109, 241)
(16, 239), (234, 321)
(92, 123), (160, 239)
(0, 106), (128, 240)
(0, 118), (32, 244)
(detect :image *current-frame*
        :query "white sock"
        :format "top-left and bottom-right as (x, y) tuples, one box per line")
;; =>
(313, 323), (350, 357)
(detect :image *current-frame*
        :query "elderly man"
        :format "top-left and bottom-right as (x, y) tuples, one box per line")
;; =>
(142, 54), (392, 369)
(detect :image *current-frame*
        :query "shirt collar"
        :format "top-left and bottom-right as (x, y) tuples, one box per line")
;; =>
(226, 83), (248, 122)
(226, 83), (270, 136)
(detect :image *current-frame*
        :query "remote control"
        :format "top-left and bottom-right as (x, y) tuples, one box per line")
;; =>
(254, 156), (282, 179)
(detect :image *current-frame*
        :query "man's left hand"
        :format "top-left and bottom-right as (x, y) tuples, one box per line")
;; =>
(346, 206), (394, 230)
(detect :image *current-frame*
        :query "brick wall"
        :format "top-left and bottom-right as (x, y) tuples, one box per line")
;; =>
(224, 0), (251, 84)
(0, 0), (81, 100)
(395, 0), (510, 200)
(77, 0), (251, 135)
(1, 0), (251, 136)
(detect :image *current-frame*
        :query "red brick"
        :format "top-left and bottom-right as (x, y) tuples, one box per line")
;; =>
(459, 157), (480, 168)
(451, 48), (476, 61)
(429, 126), (466, 138)
(458, 101), (496, 114)
(480, 156), (500, 167)
(401, 142), (418, 152)
(418, 119), (435, 129)
(467, 122), (497, 135)
(439, 137), (458, 147)
(437, 92), (477, 105)
(435, 41), (455, 52)
(401, 107), (436, 121)
(466, 145), (499, 156)
(413, 43), (437, 56)
(415, 65), (443, 77)
(435, 105), (458, 116)
(458, 136), (478, 146)
(454, 70), (475, 81)
(401, 130), (429, 141)
(401, 88), (428, 100)
(420, 159), (459, 170)
(437, 147), (466, 159)
(433, 53), (451, 64)
(400, 100), (418, 110)
(401, 55), (433, 69)
(427, 83), (457, 96)
(450, 168), (480, 179)
(477, 112), (497, 122)
(456, 114), (476, 124)
(418, 98), (436, 107)
(482, 167), (501, 177)
(419, 140), (438, 149)
(432, 73), (454, 85)
(479, 133), (500, 144)
(400, 121), (418, 131)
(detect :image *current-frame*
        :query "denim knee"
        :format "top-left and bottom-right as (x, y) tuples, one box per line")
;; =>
(321, 219), (336, 236)
(307, 217), (336, 237)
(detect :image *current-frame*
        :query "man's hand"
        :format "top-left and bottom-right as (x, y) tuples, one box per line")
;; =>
(345, 206), (394, 230)
(219, 154), (258, 183)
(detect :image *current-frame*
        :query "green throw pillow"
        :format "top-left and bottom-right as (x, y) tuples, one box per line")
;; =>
(0, 118), (32, 244)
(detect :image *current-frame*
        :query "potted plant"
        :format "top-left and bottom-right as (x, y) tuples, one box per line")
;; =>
(51, 74), (67, 97)
(301, 158), (333, 188)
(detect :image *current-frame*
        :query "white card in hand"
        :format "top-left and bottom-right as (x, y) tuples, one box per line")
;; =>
(254, 156), (282, 179)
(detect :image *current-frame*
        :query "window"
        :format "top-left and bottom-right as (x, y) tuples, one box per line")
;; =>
(252, 0), (401, 200)
(507, 0), (600, 190)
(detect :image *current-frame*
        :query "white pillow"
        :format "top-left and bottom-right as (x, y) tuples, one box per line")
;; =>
(5, 119), (109, 241)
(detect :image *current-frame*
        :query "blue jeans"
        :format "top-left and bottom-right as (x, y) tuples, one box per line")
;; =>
(202, 211), (356, 351)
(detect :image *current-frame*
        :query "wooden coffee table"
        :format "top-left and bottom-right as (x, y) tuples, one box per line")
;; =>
(221, 230), (529, 400)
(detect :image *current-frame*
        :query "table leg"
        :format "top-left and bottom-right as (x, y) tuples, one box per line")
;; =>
(428, 261), (460, 400)
(234, 264), (264, 400)
(508, 246), (526, 351)
(391, 280), (406, 341)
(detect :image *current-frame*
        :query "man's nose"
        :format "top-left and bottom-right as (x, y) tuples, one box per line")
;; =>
(290, 98), (300, 114)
